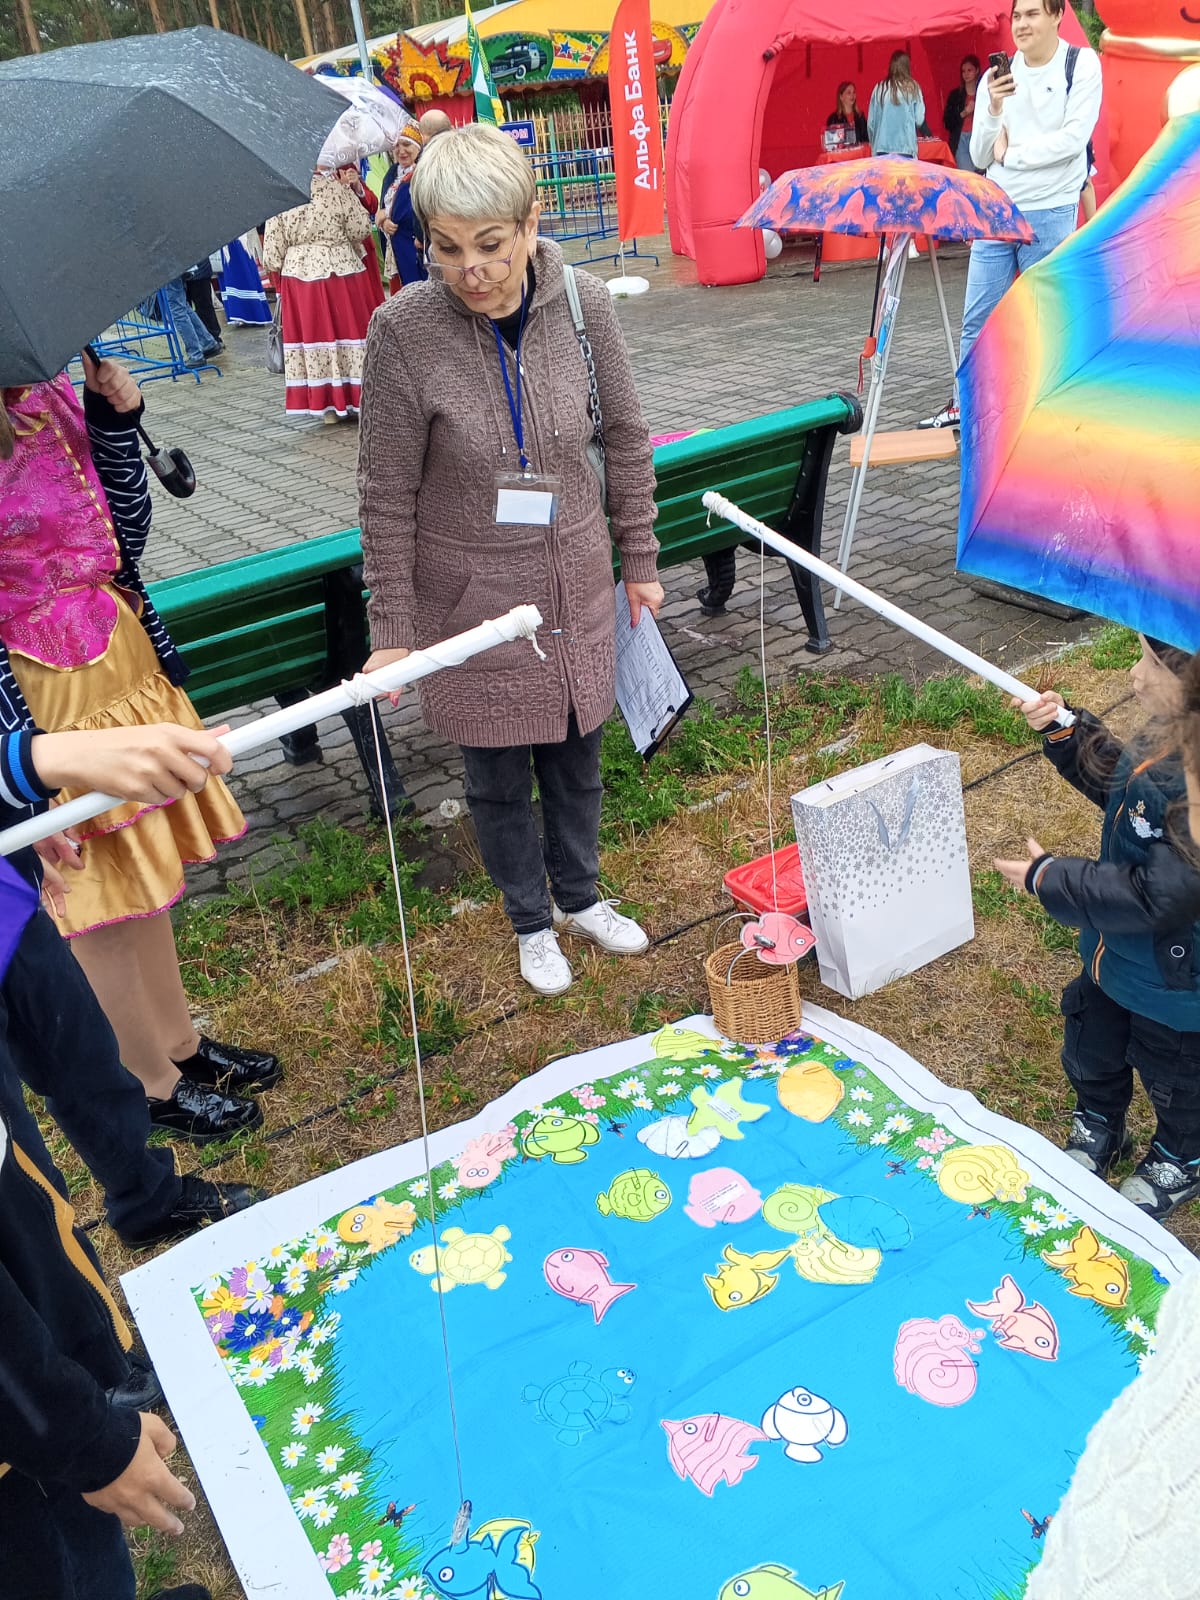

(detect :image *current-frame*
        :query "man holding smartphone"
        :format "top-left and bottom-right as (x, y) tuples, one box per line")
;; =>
(920, 0), (1101, 429)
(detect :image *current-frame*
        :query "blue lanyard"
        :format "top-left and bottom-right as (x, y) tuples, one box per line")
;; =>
(492, 289), (529, 472)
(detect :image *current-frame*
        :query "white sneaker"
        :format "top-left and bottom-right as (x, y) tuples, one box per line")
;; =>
(518, 929), (573, 996)
(552, 899), (650, 955)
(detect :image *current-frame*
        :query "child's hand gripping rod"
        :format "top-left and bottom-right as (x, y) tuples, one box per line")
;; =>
(701, 492), (1075, 729)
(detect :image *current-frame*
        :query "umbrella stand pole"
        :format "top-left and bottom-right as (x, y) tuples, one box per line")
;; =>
(0, 605), (545, 858)
(833, 236), (909, 607)
(927, 238), (960, 401)
(703, 491), (1075, 727)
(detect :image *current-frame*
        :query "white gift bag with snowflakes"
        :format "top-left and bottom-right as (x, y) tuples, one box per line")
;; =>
(791, 744), (974, 999)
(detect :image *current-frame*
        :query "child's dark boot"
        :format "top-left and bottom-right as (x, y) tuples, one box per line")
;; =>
(1119, 1144), (1200, 1222)
(1064, 1108), (1133, 1178)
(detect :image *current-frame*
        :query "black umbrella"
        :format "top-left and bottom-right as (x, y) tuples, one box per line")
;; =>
(0, 27), (345, 385)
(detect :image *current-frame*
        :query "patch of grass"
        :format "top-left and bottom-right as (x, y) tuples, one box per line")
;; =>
(175, 899), (258, 1001)
(364, 968), (467, 1065)
(627, 991), (678, 1034)
(1009, 976), (1062, 1021)
(131, 1533), (177, 1599)
(1087, 622), (1140, 674)
(973, 870), (1079, 956)
(880, 673), (1029, 745)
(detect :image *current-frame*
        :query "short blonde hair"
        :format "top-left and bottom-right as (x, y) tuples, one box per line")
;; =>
(411, 123), (536, 231)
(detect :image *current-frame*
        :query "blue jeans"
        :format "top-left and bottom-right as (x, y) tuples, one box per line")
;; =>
(0, 905), (180, 1238)
(162, 274), (218, 362)
(959, 202), (1077, 365)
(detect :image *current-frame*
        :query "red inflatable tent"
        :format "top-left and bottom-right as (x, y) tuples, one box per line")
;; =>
(666, 0), (1100, 285)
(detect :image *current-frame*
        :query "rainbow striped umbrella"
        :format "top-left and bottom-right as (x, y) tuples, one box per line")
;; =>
(957, 114), (1200, 651)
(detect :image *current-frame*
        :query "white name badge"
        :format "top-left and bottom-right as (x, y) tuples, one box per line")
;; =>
(494, 471), (560, 526)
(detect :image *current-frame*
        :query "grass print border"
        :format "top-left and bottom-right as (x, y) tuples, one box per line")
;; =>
(191, 1024), (1169, 1600)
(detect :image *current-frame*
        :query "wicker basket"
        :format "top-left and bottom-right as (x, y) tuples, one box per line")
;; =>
(704, 940), (803, 1046)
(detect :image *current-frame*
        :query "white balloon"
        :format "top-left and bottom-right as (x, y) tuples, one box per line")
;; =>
(763, 228), (783, 260)
(758, 166), (772, 194)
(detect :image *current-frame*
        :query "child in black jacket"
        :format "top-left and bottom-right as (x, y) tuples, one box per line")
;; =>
(997, 639), (1200, 1221)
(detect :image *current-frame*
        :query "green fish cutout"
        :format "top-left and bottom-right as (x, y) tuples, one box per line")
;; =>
(596, 1167), (672, 1222)
(719, 1567), (845, 1600)
(522, 1114), (601, 1165)
(652, 1024), (722, 1060)
(686, 1078), (770, 1142)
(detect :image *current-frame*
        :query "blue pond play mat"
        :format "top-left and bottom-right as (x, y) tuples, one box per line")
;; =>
(126, 1008), (1197, 1600)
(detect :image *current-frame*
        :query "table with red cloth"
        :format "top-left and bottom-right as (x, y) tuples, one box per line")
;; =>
(805, 138), (957, 265)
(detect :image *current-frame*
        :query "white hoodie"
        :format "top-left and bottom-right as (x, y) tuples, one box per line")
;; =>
(970, 40), (1102, 213)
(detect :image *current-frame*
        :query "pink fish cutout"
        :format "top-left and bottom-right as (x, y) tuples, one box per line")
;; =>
(684, 1168), (764, 1228)
(740, 912), (817, 967)
(543, 1248), (636, 1324)
(966, 1274), (1060, 1362)
(454, 1125), (518, 1190)
(661, 1413), (768, 1495)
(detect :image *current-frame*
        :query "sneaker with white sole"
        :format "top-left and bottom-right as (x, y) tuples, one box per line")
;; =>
(1118, 1143), (1200, 1222)
(517, 928), (573, 996)
(552, 899), (650, 955)
(918, 400), (960, 430)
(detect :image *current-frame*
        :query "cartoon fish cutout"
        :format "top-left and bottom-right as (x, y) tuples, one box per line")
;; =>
(686, 1078), (770, 1142)
(652, 1024), (721, 1060)
(661, 1412), (767, 1495)
(684, 1168), (763, 1227)
(522, 1113), (601, 1165)
(422, 1522), (542, 1599)
(788, 1231), (882, 1287)
(704, 1244), (791, 1310)
(637, 1115), (721, 1160)
(543, 1248), (636, 1324)
(336, 1197), (418, 1253)
(965, 1274), (1060, 1361)
(1042, 1225), (1130, 1308)
(596, 1168), (671, 1222)
(469, 1518), (539, 1576)
(719, 1571), (845, 1600)
(762, 1183), (837, 1236)
(454, 1125), (517, 1189)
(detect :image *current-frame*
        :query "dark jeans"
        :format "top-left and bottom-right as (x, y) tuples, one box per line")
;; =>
(0, 1470), (135, 1600)
(461, 715), (603, 935)
(185, 274), (222, 343)
(1061, 969), (1200, 1161)
(0, 908), (180, 1237)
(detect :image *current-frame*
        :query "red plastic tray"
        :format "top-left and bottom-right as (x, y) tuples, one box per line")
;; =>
(724, 844), (808, 919)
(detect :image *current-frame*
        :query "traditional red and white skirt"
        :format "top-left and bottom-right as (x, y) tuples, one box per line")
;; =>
(280, 268), (378, 417)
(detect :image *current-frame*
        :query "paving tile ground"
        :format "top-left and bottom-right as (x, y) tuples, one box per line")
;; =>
(135, 236), (1088, 894)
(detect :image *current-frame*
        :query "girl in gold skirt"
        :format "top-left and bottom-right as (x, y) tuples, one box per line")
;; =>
(0, 356), (280, 1142)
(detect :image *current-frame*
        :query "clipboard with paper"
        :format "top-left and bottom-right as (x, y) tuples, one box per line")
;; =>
(614, 581), (693, 759)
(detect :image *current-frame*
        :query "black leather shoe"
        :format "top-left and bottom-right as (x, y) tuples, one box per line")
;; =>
(148, 1076), (263, 1145)
(106, 1351), (164, 1411)
(147, 1588), (212, 1600)
(173, 1035), (282, 1093)
(117, 1173), (269, 1248)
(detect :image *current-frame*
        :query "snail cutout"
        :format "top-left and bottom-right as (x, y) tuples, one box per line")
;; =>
(83, 344), (196, 499)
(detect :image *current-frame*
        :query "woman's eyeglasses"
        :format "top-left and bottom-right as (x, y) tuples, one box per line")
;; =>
(426, 226), (523, 286)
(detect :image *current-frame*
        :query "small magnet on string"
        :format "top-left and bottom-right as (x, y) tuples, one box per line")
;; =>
(451, 1499), (473, 1545)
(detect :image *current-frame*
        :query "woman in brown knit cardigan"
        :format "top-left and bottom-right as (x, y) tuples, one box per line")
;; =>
(358, 124), (663, 997)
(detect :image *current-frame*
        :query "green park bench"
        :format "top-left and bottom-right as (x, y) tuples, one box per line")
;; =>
(147, 391), (861, 814)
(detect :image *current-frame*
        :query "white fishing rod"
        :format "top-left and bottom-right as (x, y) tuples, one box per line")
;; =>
(701, 492), (1074, 728)
(0, 604), (545, 857)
